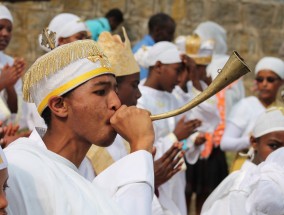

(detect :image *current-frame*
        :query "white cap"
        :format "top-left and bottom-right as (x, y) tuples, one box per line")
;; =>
(0, 4), (13, 23)
(39, 13), (87, 51)
(252, 107), (284, 138)
(246, 147), (284, 215)
(255, 57), (284, 79)
(134, 41), (181, 69)
(23, 40), (114, 115)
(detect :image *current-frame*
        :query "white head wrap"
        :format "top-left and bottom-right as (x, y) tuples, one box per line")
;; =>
(194, 21), (227, 55)
(246, 147), (284, 215)
(0, 4), (13, 23)
(39, 13), (87, 51)
(134, 41), (181, 69)
(255, 57), (284, 79)
(252, 107), (284, 138)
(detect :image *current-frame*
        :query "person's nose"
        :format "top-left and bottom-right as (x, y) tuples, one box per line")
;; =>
(0, 194), (8, 211)
(0, 29), (10, 37)
(109, 90), (121, 111)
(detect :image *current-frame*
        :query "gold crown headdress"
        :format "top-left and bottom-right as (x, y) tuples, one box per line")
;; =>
(185, 34), (215, 65)
(24, 29), (113, 115)
(97, 27), (140, 77)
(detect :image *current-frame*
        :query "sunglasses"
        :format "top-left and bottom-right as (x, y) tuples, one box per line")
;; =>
(255, 76), (280, 83)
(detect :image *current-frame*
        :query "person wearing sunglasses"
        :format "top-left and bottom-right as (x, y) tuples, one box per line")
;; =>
(220, 57), (284, 172)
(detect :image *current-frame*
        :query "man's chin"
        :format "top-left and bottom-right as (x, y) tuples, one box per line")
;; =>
(95, 132), (118, 148)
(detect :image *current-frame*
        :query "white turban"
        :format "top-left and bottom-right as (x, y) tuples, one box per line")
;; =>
(134, 41), (181, 69)
(255, 57), (284, 79)
(252, 107), (284, 138)
(194, 21), (227, 55)
(246, 148), (284, 215)
(39, 13), (87, 51)
(0, 4), (13, 23)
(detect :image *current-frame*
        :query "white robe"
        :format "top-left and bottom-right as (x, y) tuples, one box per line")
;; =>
(137, 85), (187, 215)
(221, 96), (266, 151)
(201, 160), (256, 215)
(172, 81), (220, 161)
(5, 130), (154, 215)
(84, 135), (181, 215)
(0, 52), (24, 127)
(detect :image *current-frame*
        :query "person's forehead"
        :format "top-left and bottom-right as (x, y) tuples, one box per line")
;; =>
(0, 19), (12, 25)
(88, 74), (116, 84)
(257, 70), (279, 77)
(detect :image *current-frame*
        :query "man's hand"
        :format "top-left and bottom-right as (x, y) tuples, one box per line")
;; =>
(194, 132), (206, 146)
(154, 142), (185, 188)
(174, 116), (201, 141)
(110, 105), (155, 153)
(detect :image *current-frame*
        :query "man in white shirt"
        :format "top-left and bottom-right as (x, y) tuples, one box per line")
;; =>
(5, 38), (155, 214)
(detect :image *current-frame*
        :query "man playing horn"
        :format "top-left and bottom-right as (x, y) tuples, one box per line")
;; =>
(5, 39), (155, 215)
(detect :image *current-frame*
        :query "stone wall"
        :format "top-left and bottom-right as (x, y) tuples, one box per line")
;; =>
(2, 0), (284, 96)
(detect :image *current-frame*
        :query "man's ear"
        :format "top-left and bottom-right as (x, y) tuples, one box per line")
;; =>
(153, 61), (163, 74)
(48, 96), (68, 118)
(250, 136), (258, 151)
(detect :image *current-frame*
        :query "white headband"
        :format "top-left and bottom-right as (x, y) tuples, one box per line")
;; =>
(255, 57), (284, 79)
(0, 4), (13, 23)
(252, 107), (284, 138)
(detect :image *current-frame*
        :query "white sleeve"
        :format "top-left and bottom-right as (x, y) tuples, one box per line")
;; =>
(220, 121), (250, 152)
(184, 132), (203, 164)
(153, 132), (178, 160)
(93, 150), (154, 215)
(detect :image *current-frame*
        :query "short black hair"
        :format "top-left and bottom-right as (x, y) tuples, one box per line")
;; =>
(41, 107), (52, 127)
(148, 13), (175, 33)
(105, 8), (124, 23)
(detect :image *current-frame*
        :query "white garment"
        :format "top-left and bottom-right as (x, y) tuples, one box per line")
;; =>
(137, 85), (187, 215)
(201, 160), (256, 215)
(5, 129), (154, 215)
(106, 135), (128, 161)
(173, 81), (220, 133)
(0, 51), (30, 129)
(246, 148), (284, 215)
(25, 103), (47, 130)
(221, 96), (266, 152)
(108, 135), (181, 215)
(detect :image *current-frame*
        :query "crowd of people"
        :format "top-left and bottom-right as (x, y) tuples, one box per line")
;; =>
(1, 3), (284, 215)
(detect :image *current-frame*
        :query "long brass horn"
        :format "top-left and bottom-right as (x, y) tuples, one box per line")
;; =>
(150, 51), (251, 121)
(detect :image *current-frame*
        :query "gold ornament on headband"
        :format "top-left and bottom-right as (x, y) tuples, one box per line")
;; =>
(41, 28), (56, 50)
(87, 45), (110, 68)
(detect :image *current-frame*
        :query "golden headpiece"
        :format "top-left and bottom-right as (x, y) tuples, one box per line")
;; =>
(175, 34), (214, 65)
(23, 38), (113, 115)
(97, 27), (140, 77)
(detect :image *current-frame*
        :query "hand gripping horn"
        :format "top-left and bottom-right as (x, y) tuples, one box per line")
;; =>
(150, 51), (251, 121)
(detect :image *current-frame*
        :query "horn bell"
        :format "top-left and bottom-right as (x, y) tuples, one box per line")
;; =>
(150, 51), (251, 121)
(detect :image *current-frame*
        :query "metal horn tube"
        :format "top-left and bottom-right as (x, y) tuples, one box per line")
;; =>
(150, 51), (251, 121)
